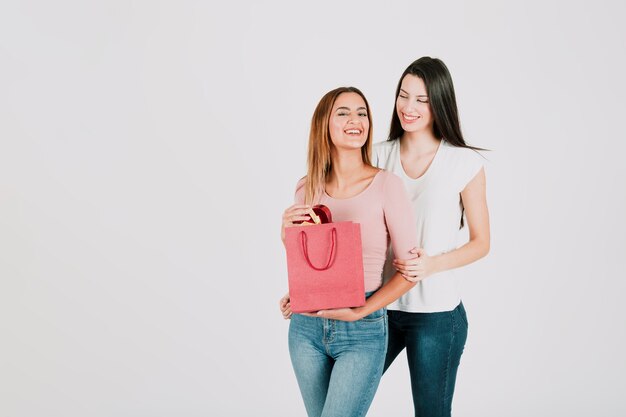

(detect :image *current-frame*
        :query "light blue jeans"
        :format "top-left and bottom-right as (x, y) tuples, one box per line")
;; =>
(288, 298), (387, 417)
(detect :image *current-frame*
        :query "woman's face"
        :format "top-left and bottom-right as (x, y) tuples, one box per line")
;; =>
(328, 92), (369, 151)
(396, 74), (433, 133)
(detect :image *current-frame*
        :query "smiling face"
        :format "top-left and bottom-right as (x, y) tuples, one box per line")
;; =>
(396, 74), (433, 134)
(328, 92), (370, 151)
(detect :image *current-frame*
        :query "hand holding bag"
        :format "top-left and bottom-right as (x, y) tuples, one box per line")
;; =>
(284, 221), (365, 313)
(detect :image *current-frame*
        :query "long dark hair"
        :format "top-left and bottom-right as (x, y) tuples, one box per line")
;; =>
(388, 57), (483, 151)
(389, 57), (486, 228)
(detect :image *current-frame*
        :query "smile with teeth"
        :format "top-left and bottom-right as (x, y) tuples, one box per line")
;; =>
(344, 128), (362, 135)
(402, 113), (420, 122)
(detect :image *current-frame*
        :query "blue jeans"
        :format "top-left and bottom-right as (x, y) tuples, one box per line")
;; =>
(289, 304), (388, 417)
(384, 302), (468, 417)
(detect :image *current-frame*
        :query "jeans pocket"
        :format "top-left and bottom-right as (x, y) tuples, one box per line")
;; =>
(360, 308), (386, 323)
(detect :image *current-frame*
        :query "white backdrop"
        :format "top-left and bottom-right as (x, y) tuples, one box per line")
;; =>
(1, 1), (625, 416)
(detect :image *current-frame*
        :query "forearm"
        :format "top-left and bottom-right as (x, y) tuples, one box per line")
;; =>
(354, 273), (416, 317)
(432, 236), (490, 274)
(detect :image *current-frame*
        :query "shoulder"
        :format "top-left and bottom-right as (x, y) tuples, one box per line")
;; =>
(440, 142), (487, 190)
(372, 140), (398, 167)
(442, 141), (485, 164)
(373, 139), (396, 155)
(373, 139), (396, 150)
(377, 169), (405, 194)
(377, 168), (401, 183)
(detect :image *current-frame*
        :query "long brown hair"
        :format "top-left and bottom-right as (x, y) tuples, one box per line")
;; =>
(304, 87), (373, 204)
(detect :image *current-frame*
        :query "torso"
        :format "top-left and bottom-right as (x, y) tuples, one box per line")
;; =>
(373, 139), (485, 313)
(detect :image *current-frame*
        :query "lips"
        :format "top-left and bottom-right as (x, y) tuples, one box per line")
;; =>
(344, 128), (362, 135)
(401, 113), (420, 123)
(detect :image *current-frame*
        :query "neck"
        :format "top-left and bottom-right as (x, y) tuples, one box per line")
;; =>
(400, 129), (440, 155)
(328, 148), (366, 186)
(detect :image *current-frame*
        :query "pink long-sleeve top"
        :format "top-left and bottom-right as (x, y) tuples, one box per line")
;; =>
(295, 170), (418, 292)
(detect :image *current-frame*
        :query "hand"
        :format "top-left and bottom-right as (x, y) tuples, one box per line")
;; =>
(281, 204), (315, 242)
(393, 247), (435, 282)
(279, 293), (292, 320)
(308, 307), (364, 322)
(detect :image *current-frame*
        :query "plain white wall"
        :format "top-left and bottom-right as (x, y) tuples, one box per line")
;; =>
(1, 1), (625, 416)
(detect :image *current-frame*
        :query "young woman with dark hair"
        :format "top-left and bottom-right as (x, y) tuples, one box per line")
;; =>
(373, 56), (490, 416)
(280, 58), (490, 416)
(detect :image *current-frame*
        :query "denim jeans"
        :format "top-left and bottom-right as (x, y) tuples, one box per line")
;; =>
(384, 302), (468, 417)
(288, 302), (387, 417)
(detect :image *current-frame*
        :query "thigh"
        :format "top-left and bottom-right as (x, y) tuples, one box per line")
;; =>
(384, 309), (407, 373)
(404, 304), (468, 417)
(321, 309), (388, 417)
(289, 314), (333, 417)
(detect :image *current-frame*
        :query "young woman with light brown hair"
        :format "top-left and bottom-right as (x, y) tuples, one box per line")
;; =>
(280, 86), (419, 417)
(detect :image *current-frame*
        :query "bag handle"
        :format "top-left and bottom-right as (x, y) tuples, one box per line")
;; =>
(300, 227), (337, 271)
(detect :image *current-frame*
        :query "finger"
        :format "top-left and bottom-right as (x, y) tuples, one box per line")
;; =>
(285, 204), (312, 213)
(284, 216), (312, 227)
(287, 208), (315, 217)
(290, 215), (312, 222)
(394, 258), (419, 267)
(282, 208), (311, 222)
(394, 266), (407, 274)
(401, 273), (419, 282)
(395, 264), (417, 273)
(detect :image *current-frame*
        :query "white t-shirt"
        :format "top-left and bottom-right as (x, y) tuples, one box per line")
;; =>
(373, 139), (485, 313)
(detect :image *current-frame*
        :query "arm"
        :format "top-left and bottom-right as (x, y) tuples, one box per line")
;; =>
(306, 272), (416, 320)
(278, 179), (313, 318)
(394, 168), (490, 279)
(315, 173), (419, 321)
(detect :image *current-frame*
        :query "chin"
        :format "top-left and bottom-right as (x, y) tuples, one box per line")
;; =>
(402, 123), (425, 133)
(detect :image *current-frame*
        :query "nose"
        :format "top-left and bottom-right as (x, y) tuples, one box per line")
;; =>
(347, 114), (360, 124)
(402, 100), (416, 113)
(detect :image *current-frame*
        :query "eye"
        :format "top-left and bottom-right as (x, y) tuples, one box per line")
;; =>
(398, 94), (408, 99)
(337, 112), (348, 116)
(358, 112), (367, 117)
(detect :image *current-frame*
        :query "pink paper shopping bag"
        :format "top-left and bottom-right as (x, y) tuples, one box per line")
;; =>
(285, 222), (365, 313)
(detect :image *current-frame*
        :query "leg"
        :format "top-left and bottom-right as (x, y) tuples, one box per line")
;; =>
(321, 309), (388, 417)
(404, 303), (468, 417)
(289, 314), (333, 417)
(384, 309), (407, 373)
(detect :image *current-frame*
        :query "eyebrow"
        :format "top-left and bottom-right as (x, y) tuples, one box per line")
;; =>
(336, 106), (368, 111)
(399, 88), (428, 97)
